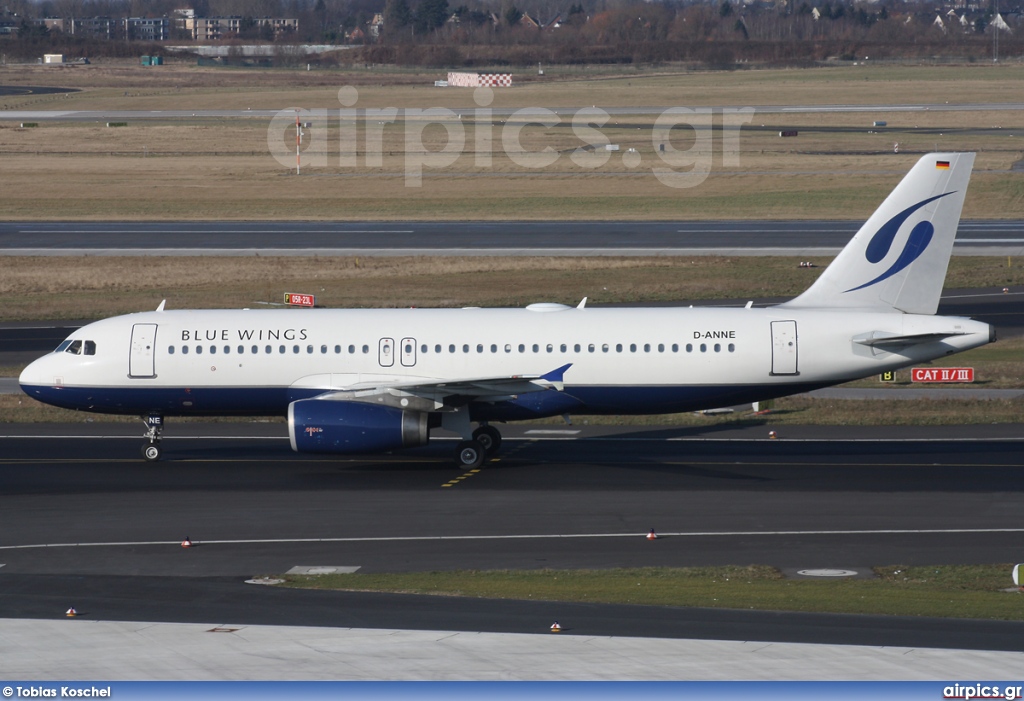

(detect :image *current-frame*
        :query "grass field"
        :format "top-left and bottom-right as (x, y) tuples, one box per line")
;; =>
(1, 62), (1023, 220)
(279, 564), (1024, 620)
(0, 254), (1018, 321)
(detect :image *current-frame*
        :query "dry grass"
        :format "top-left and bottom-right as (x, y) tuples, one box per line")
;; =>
(5, 62), (1024, 111)
(1, 63), (1024, 220)
(0, 255), (1018, 321)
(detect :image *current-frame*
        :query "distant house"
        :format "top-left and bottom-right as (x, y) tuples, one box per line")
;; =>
(519, 12), (541, 28)
(368, 13), (384, 38)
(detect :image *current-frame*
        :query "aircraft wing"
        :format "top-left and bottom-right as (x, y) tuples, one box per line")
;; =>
(308, 363), (574, 409)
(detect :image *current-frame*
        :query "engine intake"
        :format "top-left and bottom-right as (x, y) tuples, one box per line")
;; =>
(288, 399), (429, 455)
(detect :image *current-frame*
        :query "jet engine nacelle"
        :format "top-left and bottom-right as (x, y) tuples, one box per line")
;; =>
(288, 398), (429, 454)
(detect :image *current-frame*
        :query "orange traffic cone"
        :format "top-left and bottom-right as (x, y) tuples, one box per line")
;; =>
(181, 537), (193, 548)
(65, 607), (78, 617)
(647, 529), (658, 541)
(550, 622), (562, 633)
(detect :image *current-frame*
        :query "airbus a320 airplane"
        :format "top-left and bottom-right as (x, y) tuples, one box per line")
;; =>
(20, 153), (994, 468)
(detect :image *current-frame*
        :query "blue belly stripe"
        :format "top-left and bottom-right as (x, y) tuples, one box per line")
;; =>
(21, 382), (831, 419)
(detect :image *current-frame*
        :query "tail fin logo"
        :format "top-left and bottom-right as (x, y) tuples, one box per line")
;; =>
(845, 192), (955, 293)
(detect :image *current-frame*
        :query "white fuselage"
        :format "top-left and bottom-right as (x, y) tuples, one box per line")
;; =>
(19, 304), (992, 419)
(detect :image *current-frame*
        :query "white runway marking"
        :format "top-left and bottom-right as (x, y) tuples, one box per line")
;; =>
(3, 527), (1024, 551)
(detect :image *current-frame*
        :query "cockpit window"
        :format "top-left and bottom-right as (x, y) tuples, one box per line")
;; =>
(59, 339), (96, 355)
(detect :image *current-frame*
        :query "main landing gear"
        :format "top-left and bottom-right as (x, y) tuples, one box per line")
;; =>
(453, 424), (503, 469)
(141, 415), (163, 462)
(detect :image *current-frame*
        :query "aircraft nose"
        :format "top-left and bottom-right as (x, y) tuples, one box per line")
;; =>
(19, 356), (56, 391)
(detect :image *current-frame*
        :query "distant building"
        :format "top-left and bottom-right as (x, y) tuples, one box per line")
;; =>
(124, 17), (169, 41)
(72, 17), (115, 39)
(186, 16), (297, 41)
(33, 18), (66, 33)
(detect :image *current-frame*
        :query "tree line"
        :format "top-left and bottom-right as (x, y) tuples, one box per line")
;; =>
(1, 0), (1019, 66)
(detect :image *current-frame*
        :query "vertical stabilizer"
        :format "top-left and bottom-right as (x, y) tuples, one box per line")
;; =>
(782, 152), (974, 314)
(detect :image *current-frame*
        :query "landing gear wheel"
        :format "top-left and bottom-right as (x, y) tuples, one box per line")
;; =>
(455, 440), (486, 469)
(142, 442), (161, 462)
(472, 425), (502, 455)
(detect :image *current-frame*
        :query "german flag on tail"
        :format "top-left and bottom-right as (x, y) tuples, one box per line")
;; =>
(936, 160), (951, 169)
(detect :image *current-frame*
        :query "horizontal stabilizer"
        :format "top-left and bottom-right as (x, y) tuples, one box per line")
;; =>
(854, 331), (966, 348)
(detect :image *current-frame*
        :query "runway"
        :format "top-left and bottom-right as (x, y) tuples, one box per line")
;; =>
(1, 422), (1024, 660)
(2, 220), (1024, 256)
(2, 219), (1022, 676)
(4, 102), (1024, 122)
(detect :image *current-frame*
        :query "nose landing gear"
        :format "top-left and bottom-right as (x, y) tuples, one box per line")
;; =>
(141, 415), (163, 462)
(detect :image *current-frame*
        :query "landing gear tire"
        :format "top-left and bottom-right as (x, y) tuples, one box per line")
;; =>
(472, 425), (502, 455)
(455, 440), (486, 469)
(142, 442), (161, 462)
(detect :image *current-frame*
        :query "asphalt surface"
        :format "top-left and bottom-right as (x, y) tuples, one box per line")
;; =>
(1, 220), (1023, 255)
(0, 255), (1020, 656)
(1, 423), (1024, 651)
(4, 102), (1024, 121)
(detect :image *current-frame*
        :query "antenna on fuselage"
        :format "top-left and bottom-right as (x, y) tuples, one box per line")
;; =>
(155, 300), (166, 312)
